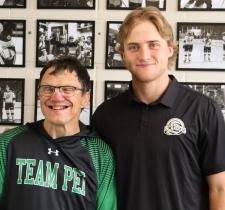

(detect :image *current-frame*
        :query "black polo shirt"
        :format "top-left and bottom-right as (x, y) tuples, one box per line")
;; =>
(92, 76), (225, 210)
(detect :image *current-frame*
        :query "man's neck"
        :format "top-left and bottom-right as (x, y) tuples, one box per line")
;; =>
(43, 120), (80, 139)
(132, 75), (171, 104)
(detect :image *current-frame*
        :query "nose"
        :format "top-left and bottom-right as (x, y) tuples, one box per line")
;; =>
(139, 45), (151, 61)
(50, 88), (65, 101)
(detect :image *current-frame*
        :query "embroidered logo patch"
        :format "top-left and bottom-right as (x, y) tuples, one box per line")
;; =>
(164, 118), (186, 135)
(48, 148), (59, 156)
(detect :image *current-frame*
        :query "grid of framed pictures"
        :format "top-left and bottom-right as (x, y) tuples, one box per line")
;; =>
(107, 0), (166, 10)
(36, 20), (95, 68)
(0, 19), (26, 67)
(178, 0), (225, 11)
(0, 0), (26, 8)
(182, 82), (225, 119)
(37, 0), (95, 9)
(0, 78), (24, 125)
(105, 21), (125, 69)
(177, 22), (225, 71)
(104, 81), (130, 101)
(34, 79), (93, 125)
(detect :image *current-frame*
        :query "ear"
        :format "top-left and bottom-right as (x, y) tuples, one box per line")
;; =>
(81, 91), (90, 108)
(168, 46), (174, 58)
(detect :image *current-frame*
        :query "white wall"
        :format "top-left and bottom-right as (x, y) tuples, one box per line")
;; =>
(1, 0), (225, 132)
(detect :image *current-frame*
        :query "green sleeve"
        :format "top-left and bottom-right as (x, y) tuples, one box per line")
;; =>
(0, 126), (26, 198)
(81, 137), (117, 210)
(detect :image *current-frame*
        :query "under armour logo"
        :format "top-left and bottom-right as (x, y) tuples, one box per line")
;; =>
(48, 148), (59, 156)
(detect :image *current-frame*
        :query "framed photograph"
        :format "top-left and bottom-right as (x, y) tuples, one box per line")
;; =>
(177, 22), (225, 71)
(178, 0), (225, 11)
(0, 19), (26, 67)
(0, 78), (24, 125)
(37, 0), (95, 9)
(0, 0), (26, 8)
(34, 79), (93, 125)
(105, 21), (125, 69)
(36, 20), (95, 68)
(182, 82), (225, 120)
(107, 0), (166, 10)
(105, 80), (130, 101)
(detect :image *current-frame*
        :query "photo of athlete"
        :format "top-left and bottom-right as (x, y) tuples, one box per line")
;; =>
(3, 84), (16, 122)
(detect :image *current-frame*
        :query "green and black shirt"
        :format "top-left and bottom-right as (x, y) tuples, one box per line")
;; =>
(0, 121), (117, 210)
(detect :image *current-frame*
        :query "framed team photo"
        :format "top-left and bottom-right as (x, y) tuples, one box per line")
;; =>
(0, 19), (26, 67)
(178, 0), (225, 11)
(34, 79), (93, 125)
(181, 82), (225, 120)
(36, 20), (95, 68)
(177, 22), (225, 71)
(0, 78), (24, 125)
(105, 21), (125, 69)
(107, 0), (166, 10)
(37, 0), (95, 9)
(104, 80), (130, 101)
(0, 0), (26, 8)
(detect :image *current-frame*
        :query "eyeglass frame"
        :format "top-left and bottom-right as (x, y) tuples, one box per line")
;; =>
(38, 85), (84, 97)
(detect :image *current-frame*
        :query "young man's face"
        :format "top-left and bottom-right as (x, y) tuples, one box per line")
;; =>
(39, 68), (90, 128)
(122, 21), (173, 84)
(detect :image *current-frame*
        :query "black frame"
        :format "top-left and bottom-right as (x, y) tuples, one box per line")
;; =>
(0, 78), (24, 125)
(178, 0), (225, 11)
(34, 79), (93, 125)
(0, 0), (26, 8)
(104, 80), (130, 101)
(107, 0), (166, 10)
(177, 22), (225, 71)
(181, 82), (225, 119)
(0, 19), (26, 67)
(105, 21), (125, 70)
(37, 0), (95, 9)
(36, 19), (95, 68)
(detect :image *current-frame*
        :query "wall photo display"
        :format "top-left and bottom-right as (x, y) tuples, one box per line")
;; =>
(182, 82), (225, 120)
(105, 80), (130, 101)
(177, 22), (225, 71)
(0, 0), (26, 8)
(107, 0), (166, 10)
(36, 20), (95, 68)
(37, 0), (95, 9)
(178, 0), (225, 11)
(0, 19), (26, 67)
(0, 78), (24, 125)
(105, 21), (125, 70)
(34, 79), (93, 125)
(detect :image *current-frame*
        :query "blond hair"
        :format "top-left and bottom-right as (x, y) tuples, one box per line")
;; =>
(118, 6), (177, 68)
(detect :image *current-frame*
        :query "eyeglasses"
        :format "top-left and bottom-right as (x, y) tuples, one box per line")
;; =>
(38, 85), (84, 97)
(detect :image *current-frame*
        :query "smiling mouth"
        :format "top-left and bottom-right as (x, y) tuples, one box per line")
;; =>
(48, 105), (69, 110)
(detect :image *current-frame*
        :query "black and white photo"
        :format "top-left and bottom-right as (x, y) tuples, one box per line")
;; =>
(105, 21), (125, 69)
(0, 20), (26, 67)
(107, 0), (166, 10)
(37, 0), (95, 9)
(35, 79), (93, 125)
(182, 82), (225, 119)
(0, 78), (24, 125)
(105, 81), (129, 100)
(36, 20), (95, 68)
(0, 0), (25, 8)
(179, 0), (225, 10)
(177, 22), (225, 71)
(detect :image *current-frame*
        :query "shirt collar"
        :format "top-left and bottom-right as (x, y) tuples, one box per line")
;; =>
(128, 75), (180, 108)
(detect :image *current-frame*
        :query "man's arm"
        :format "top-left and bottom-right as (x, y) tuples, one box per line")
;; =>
(96, 142), (117, 210)
(207, 171), (225, 210)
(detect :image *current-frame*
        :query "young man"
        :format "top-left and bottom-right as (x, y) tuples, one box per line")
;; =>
(0, 56), (117, 210)
(92, 6), (225, 210)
